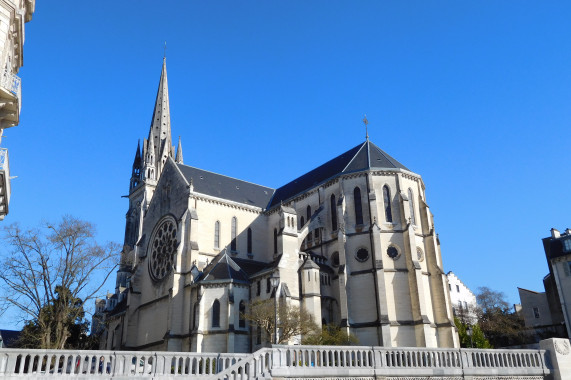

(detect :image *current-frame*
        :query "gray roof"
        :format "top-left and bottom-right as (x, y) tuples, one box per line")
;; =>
(268, 140), (408, 208)
(177, 164), (274, 208)
(177, 140), (407, 211)
(200, 253), (251, 284)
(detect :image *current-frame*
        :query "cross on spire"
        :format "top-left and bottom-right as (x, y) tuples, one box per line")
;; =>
(363, 115), (369, 141)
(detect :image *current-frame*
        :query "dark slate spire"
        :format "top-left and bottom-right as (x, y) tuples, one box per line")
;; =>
(130, 140), (142, 191)
(175, 136), (183, 164)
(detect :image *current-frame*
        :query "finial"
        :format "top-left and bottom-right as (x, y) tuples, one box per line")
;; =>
(163, 41), (167, 60)
(363, 115), (369, 141)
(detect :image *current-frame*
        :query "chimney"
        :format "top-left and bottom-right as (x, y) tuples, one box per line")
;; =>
(551, 228), (560, 238)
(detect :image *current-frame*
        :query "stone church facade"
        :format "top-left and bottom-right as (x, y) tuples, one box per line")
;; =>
(97, 58), (459, 352)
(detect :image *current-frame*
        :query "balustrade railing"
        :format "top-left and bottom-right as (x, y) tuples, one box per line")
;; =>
(0, 148), (8, 171)
(0, 344), (554, 379)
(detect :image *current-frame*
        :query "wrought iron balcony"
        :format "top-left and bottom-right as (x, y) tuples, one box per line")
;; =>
(0, 147), (10, 220)
(0, 70), (21, 129)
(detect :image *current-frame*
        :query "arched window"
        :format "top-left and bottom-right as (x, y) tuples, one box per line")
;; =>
(247, 228), (252, 254)
(306, 206), (312, 241)
(239, 301), (246, 328)
(214, 221), (220, 249)
(330, 195), (337, 231)
(266, 277), (271, 293)
(273, 228), (278, 254)
(231, 217), (237, 251)
(300, 216), (305, 227)
(354, 187), (363, 225)
(212, 299), (220, 328)
(383, 185), (393, 223)
(256, 327), (262, 344)
(408, 188), (416, 225)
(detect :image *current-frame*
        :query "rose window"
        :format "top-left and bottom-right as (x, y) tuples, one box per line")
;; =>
(148, 217), (178, 281)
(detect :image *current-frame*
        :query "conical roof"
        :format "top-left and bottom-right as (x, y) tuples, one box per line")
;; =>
(268, 140), (408, 208)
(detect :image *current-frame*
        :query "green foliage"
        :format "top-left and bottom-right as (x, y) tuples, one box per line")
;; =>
(302, 324), (359, 346)
(454, 317), (491, 349)
(17, 286), (96, 349)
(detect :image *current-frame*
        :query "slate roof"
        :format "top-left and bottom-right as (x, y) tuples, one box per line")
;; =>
(268, 140), (409, 208)
(233, 257), (278, 277)
(200, 253), (251, 284)
(177, 164), (274, 208)
(0, 329), (21, 348)
(177, 140), (407, 210)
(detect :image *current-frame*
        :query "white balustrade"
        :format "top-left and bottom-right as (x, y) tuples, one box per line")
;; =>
(0, 344), (554, 379)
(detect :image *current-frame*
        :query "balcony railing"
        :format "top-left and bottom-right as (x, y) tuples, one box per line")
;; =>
(0, 69), (21, 99)
(0, 147), (10, 219)
(0, 147), (8, 170)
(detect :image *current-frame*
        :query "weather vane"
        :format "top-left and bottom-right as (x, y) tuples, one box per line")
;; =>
(363, 115), (369, 140)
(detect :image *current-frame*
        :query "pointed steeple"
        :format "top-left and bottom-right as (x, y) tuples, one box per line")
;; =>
(130, 140), (142, 191)
(144, 136), (156, 181)
(175, 136), (183, 164)
(146, 57), (173, 180)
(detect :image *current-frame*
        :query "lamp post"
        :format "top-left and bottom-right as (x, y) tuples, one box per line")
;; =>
(269, 271), (280, 344)
(466, 325), (473, 348)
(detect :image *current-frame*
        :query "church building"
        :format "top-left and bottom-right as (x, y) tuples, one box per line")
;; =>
(98, 58), (459, 352)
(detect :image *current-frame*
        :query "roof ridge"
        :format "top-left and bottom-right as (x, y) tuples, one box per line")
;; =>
(341, 141), (367, 172)
(176, 163), (275, 191)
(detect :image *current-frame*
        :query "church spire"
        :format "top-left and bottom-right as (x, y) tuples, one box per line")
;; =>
(144, 136), (156, 182)
(130, 140), (142, 191)
(146, 57), (173, 180)
(175, 136), (183, 164)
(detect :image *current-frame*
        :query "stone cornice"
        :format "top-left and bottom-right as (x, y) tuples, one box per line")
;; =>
(193, 193), (264, 214)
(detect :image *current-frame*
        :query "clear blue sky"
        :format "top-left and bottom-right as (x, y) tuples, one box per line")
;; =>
(2, 1), (571, 328)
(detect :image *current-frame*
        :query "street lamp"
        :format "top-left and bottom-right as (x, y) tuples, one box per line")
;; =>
(466, 326), (473, 348)
(269, 271), (280, 344)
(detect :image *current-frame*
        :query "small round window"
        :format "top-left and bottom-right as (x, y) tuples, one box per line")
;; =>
(387, 246), (399, 259)
(416, 247), (424, 261)
(356, 248), (369, 262)
(331, 252), (340, 267)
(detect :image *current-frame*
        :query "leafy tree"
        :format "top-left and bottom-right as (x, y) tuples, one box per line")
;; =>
(18, 286), (98, 349)
(475, 286), (526, 348)
(454, 317), (491, 348)
(0, 216), (119, 349)
(303, 324), (359, 346)
(242, 299), (318, 344)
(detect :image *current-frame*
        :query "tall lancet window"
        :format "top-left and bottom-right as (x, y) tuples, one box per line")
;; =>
(383, 185), (393, 223)
(408, 188), (416, 225)
(306, 206), (312, 241)
(247, 228), (252, 254)
(231, 217), (237, 251)
(330, 194), (337, 231)
(273, 228), (278, 254)
(212, 299), (220, 328)
(354, 187), (363, 225)
(214, 221), (220, 249)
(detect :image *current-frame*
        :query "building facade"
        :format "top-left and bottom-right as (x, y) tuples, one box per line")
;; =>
(0, 0), (35, 220)
(515, 228), (571, 343)
(541, 228), (571, 338)
(446, 271), (477, 324)
(98, 59), (459, 352)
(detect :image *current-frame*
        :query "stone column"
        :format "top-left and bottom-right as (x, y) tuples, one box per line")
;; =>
(540, 338), (571, 380)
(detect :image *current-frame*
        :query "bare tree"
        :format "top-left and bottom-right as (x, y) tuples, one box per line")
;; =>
(0, 216), (119, 349)
(243, 299), (318, 344)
